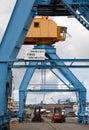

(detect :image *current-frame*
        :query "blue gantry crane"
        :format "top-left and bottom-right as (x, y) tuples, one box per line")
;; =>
(0, 0), (89, 129)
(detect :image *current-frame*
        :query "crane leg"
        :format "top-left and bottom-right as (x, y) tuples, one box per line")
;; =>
(18, 62), (38, 121)
(0, 63), (11, 129)
(35, 44), (87, 124)
(0, 0), (36, 126)
(78, 92), (88, 124)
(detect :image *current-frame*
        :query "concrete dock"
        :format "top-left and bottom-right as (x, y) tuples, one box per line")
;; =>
(10, 117), (89, 130)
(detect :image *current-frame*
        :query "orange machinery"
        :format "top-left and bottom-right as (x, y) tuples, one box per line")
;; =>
(51, 107), (66, 123)
(24, 16), (67, 45)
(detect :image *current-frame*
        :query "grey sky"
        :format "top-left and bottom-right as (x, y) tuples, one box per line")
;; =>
(0, 0), (89, 104)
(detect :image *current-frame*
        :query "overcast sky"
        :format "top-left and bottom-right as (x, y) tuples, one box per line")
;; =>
(0, 0), (89, 104)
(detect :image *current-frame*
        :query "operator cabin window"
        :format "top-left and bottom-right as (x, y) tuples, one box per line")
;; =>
(60, 27), (66, 39)
(34, 22), (39, 27)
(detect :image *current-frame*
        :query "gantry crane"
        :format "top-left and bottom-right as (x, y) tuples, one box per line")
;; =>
(18, 16), (87, 124)
(0, 0), (89, 129)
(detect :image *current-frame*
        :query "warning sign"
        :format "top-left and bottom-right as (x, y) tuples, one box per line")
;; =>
(25, 49), (45, 60)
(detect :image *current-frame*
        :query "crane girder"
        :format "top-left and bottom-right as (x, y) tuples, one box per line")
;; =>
(34, 0), (89, 30)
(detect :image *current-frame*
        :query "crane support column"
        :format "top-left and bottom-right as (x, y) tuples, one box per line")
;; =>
(0, 63), (8, 115)
(0, 0), (36, 128)
(78, 91), (88, 124)
(18, 62), (38, 121)
(0, 0), (36, 60)
(0, 63), (11, 129)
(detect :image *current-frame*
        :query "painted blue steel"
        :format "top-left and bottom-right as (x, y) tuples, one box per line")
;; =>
(6, 68), (12, 97)
(18, 92), (26, 121)
(27, 83), (72, 87)
(64, 0), (89, 5)
(0, 64), (11, 128)
(34, 0), (89, 30)
(0, 63), (8, 116)
(0, 0), (35, 128)
(63, 0), (89, 29)
(19, 62), (38, 91)
(18, 61), (38, 121)
(50, 69), (71, 89)
(0, 63), (11, 128)
(11, 10), (36, 59)
(78, 6), (89, 23)
(37, 0), (51, 5)
(35, 45), (87, 121)
(13, 58), (89, 62)
(0, 0), (35, 61)
(63, 0), (89, 25)
(10, 64), (89, 68)
(4, 68), (12, 122)
(25, 89), (78, 92)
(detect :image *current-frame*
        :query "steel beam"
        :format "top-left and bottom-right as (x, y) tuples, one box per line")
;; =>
(63, 0), (89, 30)
(18, 61), (38, 121)
(11, 64), (89, 68)
(25, 89), (78, 92)
(13, 58), (89, 62)
(0, 63), (8, 116)
(36, 0), (51, 5)
(0, 0), (35, 61)
(0, 0), (36, 127)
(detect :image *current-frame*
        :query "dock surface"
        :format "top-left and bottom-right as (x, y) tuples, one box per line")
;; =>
(10, 117), (89, 130)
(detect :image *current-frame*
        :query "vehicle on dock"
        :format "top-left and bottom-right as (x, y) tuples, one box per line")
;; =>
(51, 107), (66, 123)
(32, 106), (44, 122)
